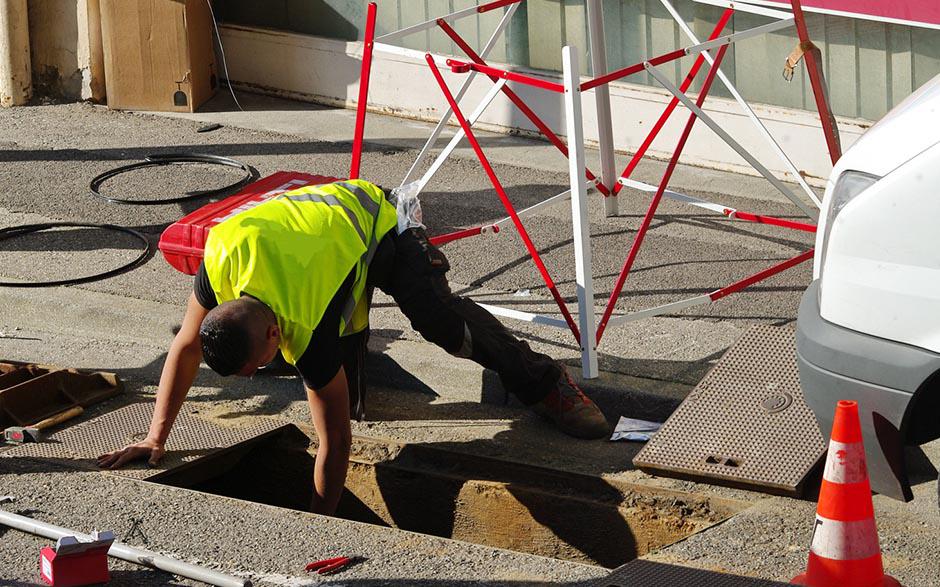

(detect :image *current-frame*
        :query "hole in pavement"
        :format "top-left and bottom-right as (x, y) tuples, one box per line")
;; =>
(153, 425), (744, 568)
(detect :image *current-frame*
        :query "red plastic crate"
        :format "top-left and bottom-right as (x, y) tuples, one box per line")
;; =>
(158, 171), (339, 275)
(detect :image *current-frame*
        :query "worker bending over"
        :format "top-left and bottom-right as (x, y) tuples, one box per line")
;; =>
(98, 179), (609, 514)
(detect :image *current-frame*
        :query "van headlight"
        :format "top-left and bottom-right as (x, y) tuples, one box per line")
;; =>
(819, 170), (880, 274)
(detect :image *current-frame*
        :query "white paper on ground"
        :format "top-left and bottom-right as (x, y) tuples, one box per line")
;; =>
(610, 416), (662, 442)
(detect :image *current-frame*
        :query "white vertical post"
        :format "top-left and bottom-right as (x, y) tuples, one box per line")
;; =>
(563, 45), (598, 379)
(585, 0), (618, 217)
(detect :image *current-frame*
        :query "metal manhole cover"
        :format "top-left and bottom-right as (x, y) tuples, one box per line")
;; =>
(599, 560), (790, 586)
(633, 325), (826, 496)
(0, 403), (288, 480)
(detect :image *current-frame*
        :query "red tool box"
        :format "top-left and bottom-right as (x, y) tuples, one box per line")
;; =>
(158, 171), (339, 275)
(40, 531), (114, 587)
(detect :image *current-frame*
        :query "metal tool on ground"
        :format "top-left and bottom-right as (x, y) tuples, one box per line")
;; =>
(305, 556), (364, 575)
(791, 400), (900, 587)
(0, 507), (251, 587)
(40, 529), (114, 587)
(4, 406), (84, 444)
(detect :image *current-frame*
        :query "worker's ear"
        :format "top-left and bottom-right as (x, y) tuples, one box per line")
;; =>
(268, 323), (280, 341)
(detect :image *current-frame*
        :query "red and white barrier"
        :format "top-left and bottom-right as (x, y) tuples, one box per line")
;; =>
(352, 0), (842, 377)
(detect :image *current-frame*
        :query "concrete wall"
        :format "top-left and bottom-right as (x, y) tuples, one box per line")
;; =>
(26, 0), (103, 101)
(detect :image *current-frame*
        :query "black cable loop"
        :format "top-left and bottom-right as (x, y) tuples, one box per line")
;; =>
(0, 222), (152, 288)
(89, 153), (254, 205)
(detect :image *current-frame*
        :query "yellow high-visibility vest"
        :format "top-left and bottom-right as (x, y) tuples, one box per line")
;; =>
(203, 180), (398, 364)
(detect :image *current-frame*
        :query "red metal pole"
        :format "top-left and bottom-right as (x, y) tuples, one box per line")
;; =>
(596, 43), (729, 344)
(709, 249), (814, 301)
(350, 2), (377, 180)
(723, 210), (817, 232)
(446, 59), (565, 93)
(429, 225), (497, 246)
(477, 0), (524, 14)
(612, 8), (733, 196)
(580, 49), (687, 92)
(437, 20), (610, 196)
(424, 53), (582, 342)
(790, 0), (841, 164)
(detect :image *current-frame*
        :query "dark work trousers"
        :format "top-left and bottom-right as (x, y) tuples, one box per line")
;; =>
(342, 227), (562, 418)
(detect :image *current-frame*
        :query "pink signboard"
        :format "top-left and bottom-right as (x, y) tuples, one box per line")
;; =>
(750, 0), (940, 28)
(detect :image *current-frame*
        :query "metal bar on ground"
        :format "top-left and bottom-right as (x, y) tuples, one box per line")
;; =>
(686, 18), (795, 57)
(724, 210), (817, 232)
(619, 177), (730, 214)
(477, 303), (570, 329)
(350, 2), (377, 180)
(619, 178), (817, 232)
(611, 8), (733, 196)
(585, 0), (618, 216)
(597, 44), (730, 344)
(645, 63), (818, 220)
(446, 59), (565, 93)
(604, 250), (814, 329)
(605, 295), (712, 328)
(790, 0), (842, 164)
(400, 3), (520, 188)
(563, 45), (599, 378)
(709, 249), (814, 301)
(429, 226), (489, 246)
(424, 53), (581, 342)
(438, 21), (610, 196)
(0, 510), (250, 587)
(661, 0), (821, 207)
(375, 0), (522, 42)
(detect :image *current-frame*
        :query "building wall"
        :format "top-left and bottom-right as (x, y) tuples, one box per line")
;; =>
(26, 0), (104, 101)
(216, 0), (940, 121)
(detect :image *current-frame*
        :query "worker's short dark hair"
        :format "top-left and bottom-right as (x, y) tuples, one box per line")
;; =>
(199, 309), (254, 376)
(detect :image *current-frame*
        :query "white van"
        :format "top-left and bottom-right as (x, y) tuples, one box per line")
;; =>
(796, 73), (940, 501)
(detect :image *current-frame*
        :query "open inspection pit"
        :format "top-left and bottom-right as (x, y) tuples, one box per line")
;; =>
(2, 402), (747, 572)
(154, 424), (747, 569)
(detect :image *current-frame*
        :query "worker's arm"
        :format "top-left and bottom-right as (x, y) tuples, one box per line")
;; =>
(97, 292), (209, 469)
(306, 366), (353, 515)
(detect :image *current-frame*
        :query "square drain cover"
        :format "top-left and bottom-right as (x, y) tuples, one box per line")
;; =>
(1, 403), (288, 480)
(633, 325), (825, 496)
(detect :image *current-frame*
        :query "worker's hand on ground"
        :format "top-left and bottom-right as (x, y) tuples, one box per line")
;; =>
(96, 438), (165, 469)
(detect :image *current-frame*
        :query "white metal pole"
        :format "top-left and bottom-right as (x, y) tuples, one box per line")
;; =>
(400, 3), (520, 188)
(0, 509), (250, 587)
(563, 45), (598, 378)
(659, 0), (820, 207)
(645, 62), (818, 220)
(585, 0), (618, 217)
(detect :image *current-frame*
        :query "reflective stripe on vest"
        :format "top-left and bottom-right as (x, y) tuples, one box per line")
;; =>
(204, 179), (397, 364)
(279, 181), (383, 334)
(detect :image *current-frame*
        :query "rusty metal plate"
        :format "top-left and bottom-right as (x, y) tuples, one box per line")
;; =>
(0, 361), (123, 427)
(600, 560), (790, 586)
(1, 402), (289, 480)
(633, 325), (826, 496)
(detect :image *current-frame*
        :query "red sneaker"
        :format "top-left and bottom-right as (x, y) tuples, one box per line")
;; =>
(530, 372), (610, 439)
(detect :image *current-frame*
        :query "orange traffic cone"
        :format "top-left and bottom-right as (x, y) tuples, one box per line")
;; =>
(791, 400), (901, 586)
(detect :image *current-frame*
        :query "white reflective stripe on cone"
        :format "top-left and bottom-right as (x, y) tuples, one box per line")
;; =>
(824, 440), (868, 484)
(810, 515), (881, 561)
